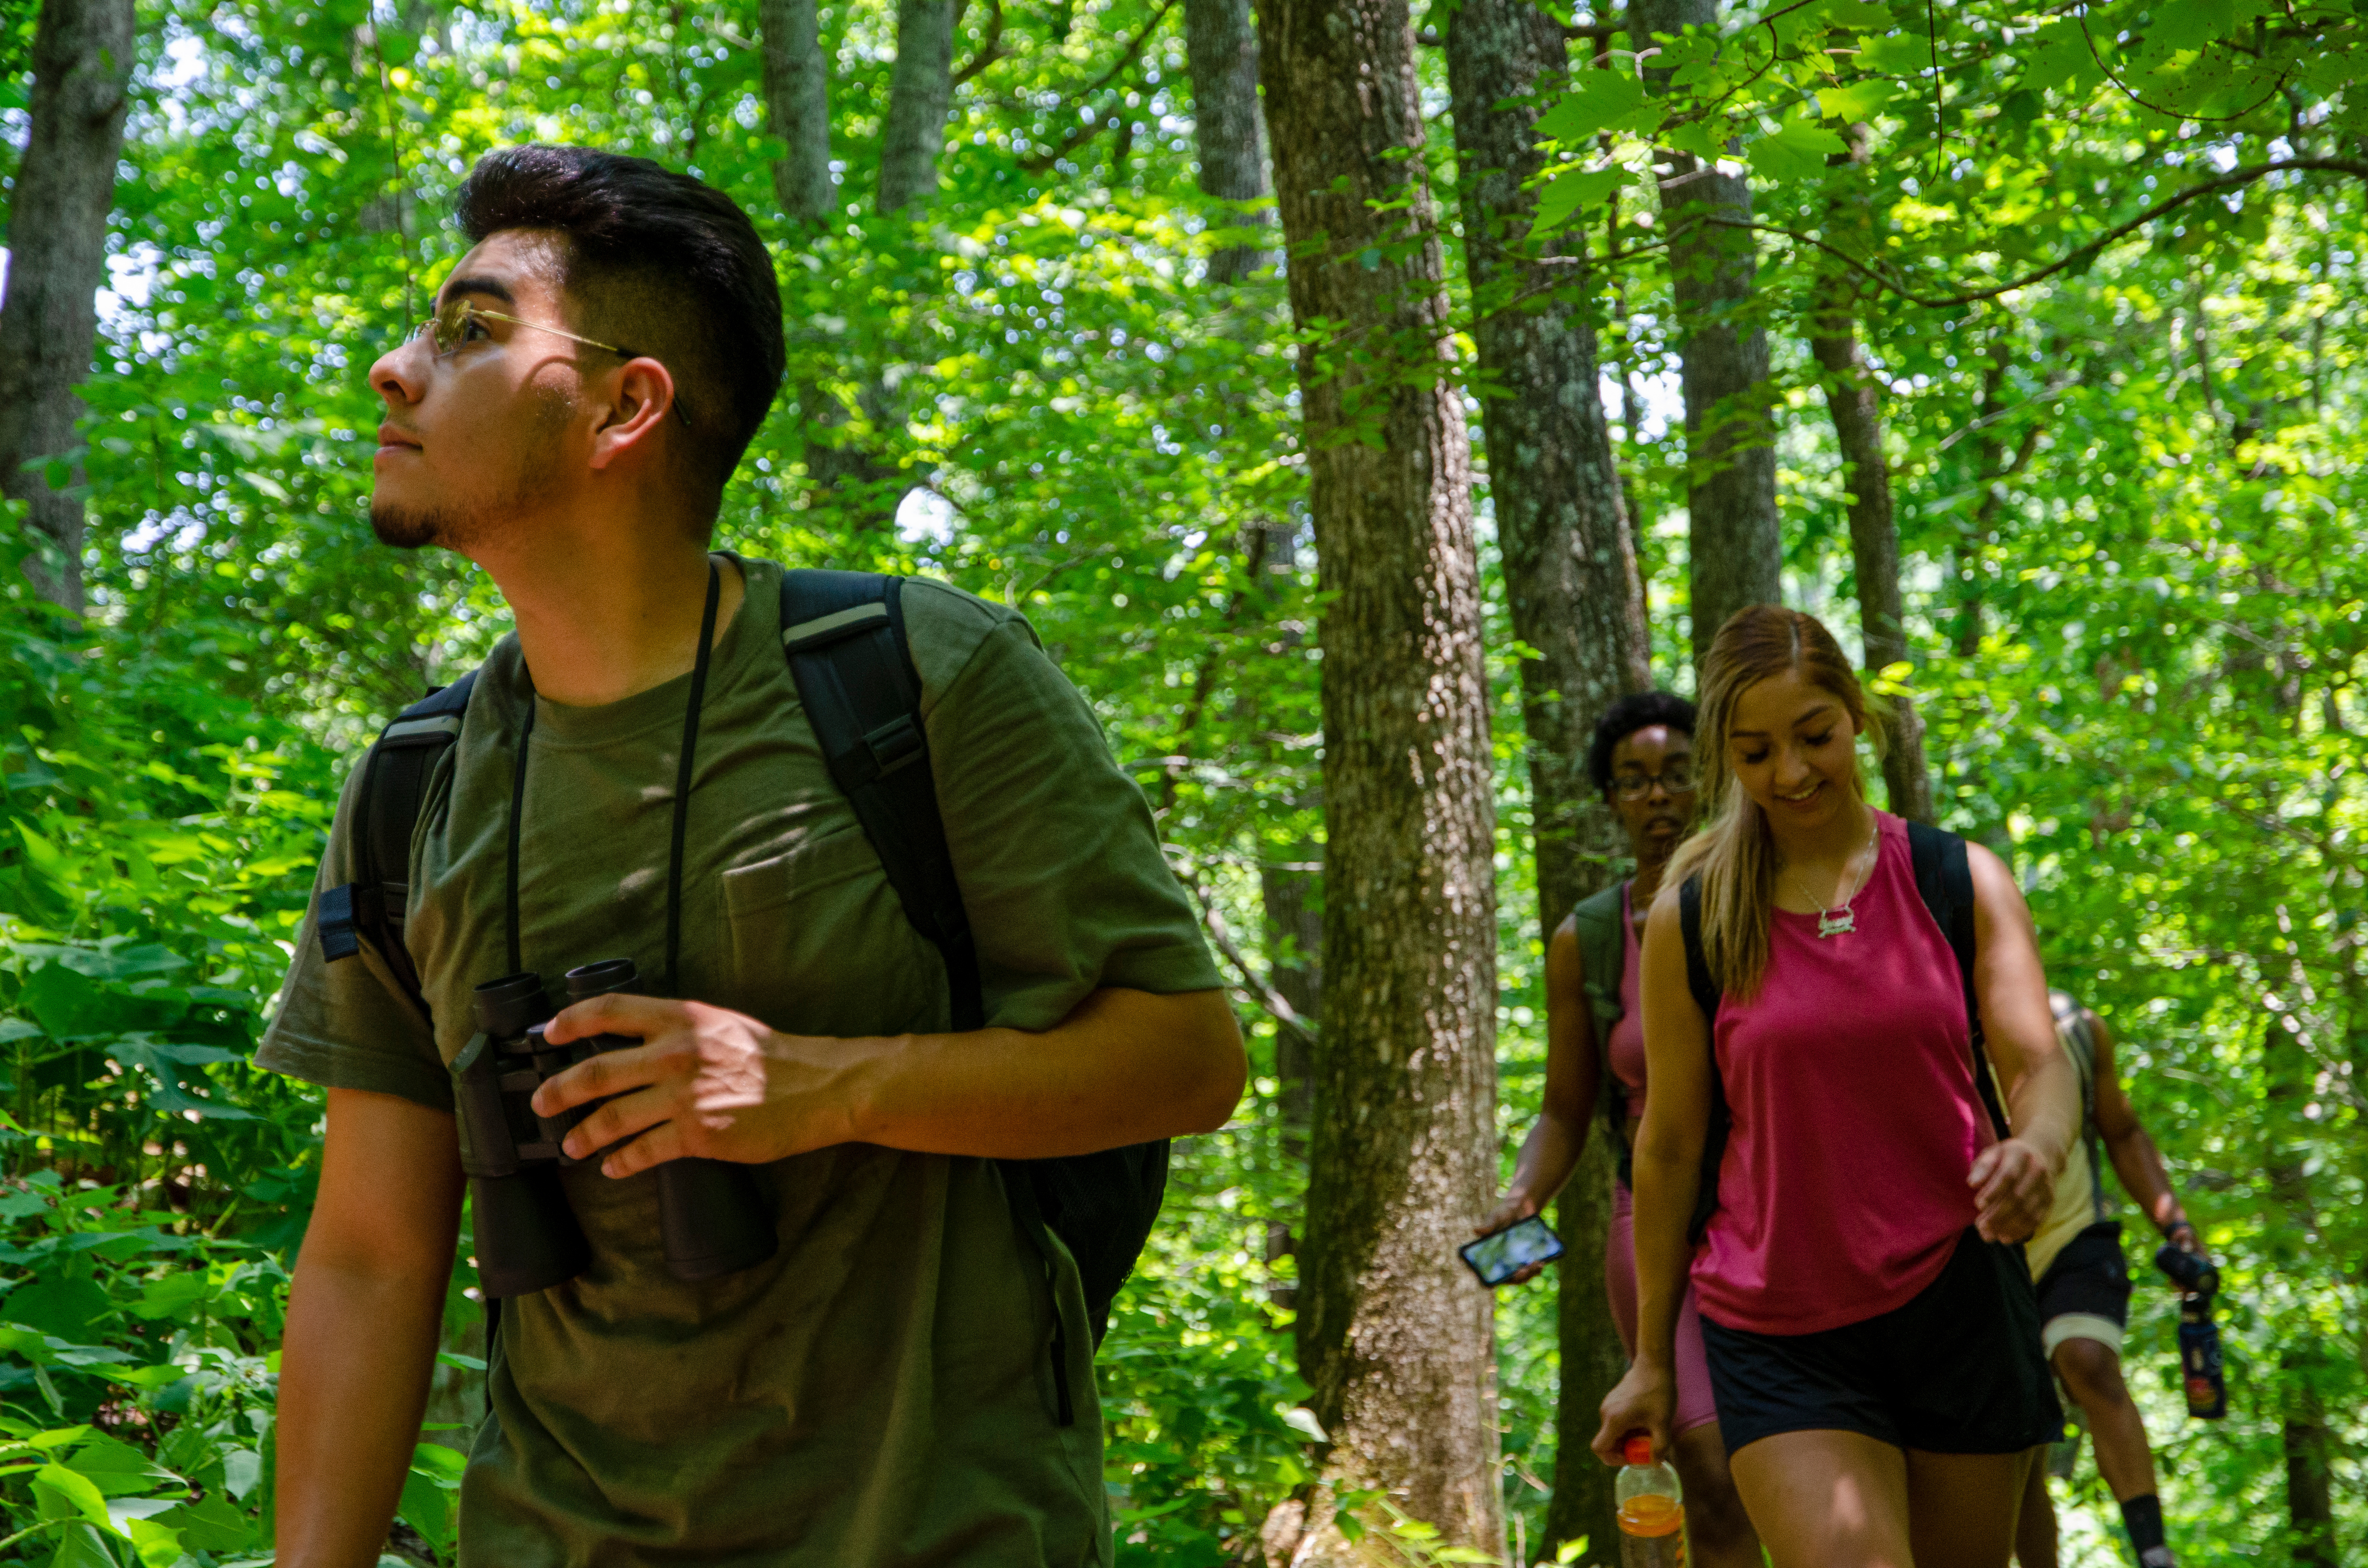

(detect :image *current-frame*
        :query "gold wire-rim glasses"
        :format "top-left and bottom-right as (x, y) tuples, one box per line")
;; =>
(405, 299), (691, 428)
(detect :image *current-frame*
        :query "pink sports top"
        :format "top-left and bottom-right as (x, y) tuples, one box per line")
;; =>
(1690, 811), (1993, 1336)
(1605, 883), (1647, 1120)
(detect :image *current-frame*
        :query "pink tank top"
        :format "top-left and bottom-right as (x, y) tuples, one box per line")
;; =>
(1690, 811), (1991, 1336)
(1605, 882), (1647, 1120)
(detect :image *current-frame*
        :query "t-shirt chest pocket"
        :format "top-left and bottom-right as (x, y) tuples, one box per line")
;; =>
(720, 825), (951, 1039)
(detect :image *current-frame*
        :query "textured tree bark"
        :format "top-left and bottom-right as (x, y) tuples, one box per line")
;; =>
(879, 0), (958, 213)
(1629, 0), (1780, 660)
(1809, 131), (1931, 824)
(1260, 846), (1319, 1313)
(1257, 0), (1503, 1550)
(1443, 4), (1648, 1554)
(0, 0), (136, 615)
(758, 0), (834, 225)
(1183, 0), (1272, 282)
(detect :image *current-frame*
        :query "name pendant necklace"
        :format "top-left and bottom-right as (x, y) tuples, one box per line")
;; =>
(1791, 816), (1880, 939)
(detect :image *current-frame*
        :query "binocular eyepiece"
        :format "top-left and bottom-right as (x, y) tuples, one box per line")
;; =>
(454, 959), (779, 1298)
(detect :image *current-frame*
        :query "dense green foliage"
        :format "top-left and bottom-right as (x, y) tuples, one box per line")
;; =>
(0, 0), (2363, 1562)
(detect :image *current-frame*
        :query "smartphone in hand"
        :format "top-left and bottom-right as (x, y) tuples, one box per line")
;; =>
(1458, 1214), (1566, 1287)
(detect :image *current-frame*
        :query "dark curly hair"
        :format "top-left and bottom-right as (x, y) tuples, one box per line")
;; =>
(454, 145), (785, 523)
(1585, 690), (1697, 795)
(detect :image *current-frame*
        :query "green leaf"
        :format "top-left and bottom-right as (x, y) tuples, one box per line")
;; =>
(1816, 78), (1894, 123)
(31, 1462), (113, 1529)
(398, 1466), (455, 1558)
(1747, 116), (1847, 181)
(2, 1275), (113, 1341)
(152, 1492), (254, 1554)
(2020, 22), (2102, 95)
(1533, 166), (1628, 234)
(1814, 0), (1891, 26)
(121, 1516), (183, 1568)
(46, 1521), (126, 1568)
(1535, 73), (1660, 143)
(2152, 0), (2238, 52)
(66, 1433), (184, 1498)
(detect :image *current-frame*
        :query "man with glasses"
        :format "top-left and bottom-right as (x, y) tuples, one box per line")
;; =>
(259, 145), (1245, 1566)
(2013, 995), (2205, 1568)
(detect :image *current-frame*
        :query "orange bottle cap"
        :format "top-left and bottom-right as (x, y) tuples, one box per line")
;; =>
(1622, 1433), (1654, 1467)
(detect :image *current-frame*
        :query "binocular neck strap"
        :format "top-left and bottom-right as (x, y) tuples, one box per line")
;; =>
(505, 558), (724, 996)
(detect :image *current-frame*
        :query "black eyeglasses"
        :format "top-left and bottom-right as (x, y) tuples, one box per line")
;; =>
(405, 299), (692, 429)
(1610, 762), (1696, 801)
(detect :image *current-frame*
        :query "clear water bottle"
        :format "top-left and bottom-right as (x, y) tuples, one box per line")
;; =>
(1615, 1433), (1686, 1568)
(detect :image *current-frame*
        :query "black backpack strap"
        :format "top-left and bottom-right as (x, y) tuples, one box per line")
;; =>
(778, 571), (984, 1030)
(1568, 887), (1632, 1186)
(318, 670), (481, 1010)
(1907, 820), (2013, 1141)
(780, 569), (1090, 1420)
(1676, 875), (1729, 1244)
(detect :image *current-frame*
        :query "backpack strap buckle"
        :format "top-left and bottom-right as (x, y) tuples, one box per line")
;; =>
(847, 713), (925, 784)
(317, 882), (363, 962)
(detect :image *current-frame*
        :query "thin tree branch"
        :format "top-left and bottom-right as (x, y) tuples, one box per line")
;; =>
(1187, 875), (1318, 1046)
(1016, 0), (1181, 173)
(952, 0), (1006, 86)
(1581, 157), (2368, 308)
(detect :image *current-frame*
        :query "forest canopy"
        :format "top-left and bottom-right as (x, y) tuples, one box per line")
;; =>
(0, 0), (2364, 1562)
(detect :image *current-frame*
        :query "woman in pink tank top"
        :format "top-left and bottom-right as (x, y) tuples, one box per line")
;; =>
(1593, 607), (2081, 1568)
(1476, 693), (1760, 1566)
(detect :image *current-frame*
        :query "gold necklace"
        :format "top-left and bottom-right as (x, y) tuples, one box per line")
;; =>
(1789, 818), (1880, 939)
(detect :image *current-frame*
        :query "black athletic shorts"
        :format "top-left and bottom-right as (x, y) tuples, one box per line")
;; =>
(2034, 1219), (2133, 1347)
(1700, 1226), (2064, 1456)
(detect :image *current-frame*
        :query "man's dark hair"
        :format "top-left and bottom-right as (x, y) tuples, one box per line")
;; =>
(454, 145), (785, 520)
(1586, 690), (1697, 794)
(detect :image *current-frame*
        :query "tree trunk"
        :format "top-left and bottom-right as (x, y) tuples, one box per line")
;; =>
(1184, 0), (1272, 283)
(2264, 1017), (2339, 1568)
(759, 0), (834, 225)
(1809, 129), (1931, 824)
(879, 0), (958, 214)
(0, 0), (136, 616)
(2280, 1350), (2338, 1568)
(1257, 0), (1503, 1550)
(1443, 5), (1647, 1555)
(1260, 846), (1319, 1312)
(1629, 0), (1780, 661)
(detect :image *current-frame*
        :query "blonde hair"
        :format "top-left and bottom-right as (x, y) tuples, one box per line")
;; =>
(1665, 605), (1886, 1001)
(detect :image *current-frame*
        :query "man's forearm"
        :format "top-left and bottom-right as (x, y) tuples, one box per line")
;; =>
(2105, 1123), (2188, 1234)
(276, 1256), (450, 1568)
(849, 986), (1245, 1159)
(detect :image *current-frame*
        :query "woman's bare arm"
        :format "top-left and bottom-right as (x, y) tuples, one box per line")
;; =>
(1965, 843), (2078, 1242)
(1478, 916), (1602, 1248)
(1592, 886), (1710, 1461)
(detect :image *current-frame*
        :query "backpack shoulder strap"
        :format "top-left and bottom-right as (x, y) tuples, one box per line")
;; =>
(1676, 873), (1729, 1242)
(318, 670), (481, 1010)
(1569, 882), (1629, 1113)
(778, 570), (983, 1030)
(1906, 820), (2012, 1141)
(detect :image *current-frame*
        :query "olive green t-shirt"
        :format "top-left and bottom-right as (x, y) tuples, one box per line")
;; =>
(258, 556), (1221, 1566)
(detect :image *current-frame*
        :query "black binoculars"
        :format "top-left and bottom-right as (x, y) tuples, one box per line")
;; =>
(2154, 1242), (2219, 1299)
(452, 958), (778, 1298)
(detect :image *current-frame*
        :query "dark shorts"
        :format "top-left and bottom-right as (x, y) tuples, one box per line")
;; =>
(1700, 1227), (2064, 1456)
(2035, 1220), (2133, 1349)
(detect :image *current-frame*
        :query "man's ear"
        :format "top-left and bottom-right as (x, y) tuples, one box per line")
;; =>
(587, 356), (678, 472)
